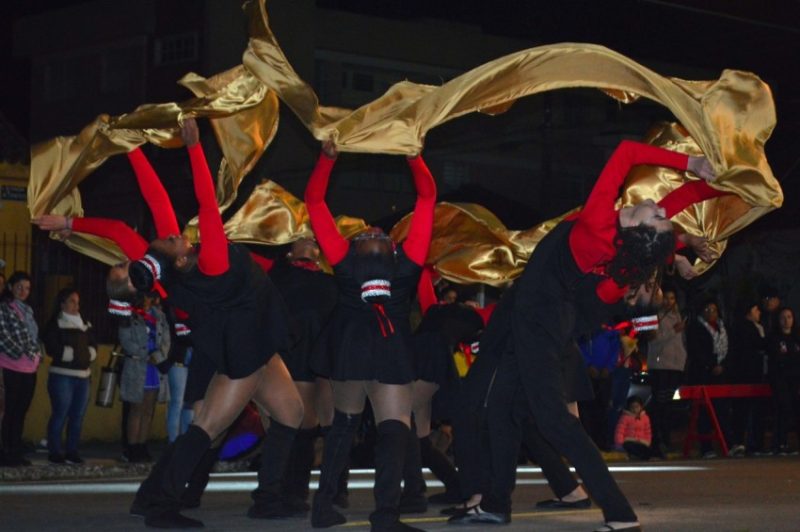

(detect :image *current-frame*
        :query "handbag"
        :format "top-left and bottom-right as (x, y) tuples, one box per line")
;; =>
(96, 345), (123, 408)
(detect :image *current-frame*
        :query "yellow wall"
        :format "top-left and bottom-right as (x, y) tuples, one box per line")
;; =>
(22, 344), (169, 444)
(0, 169), (32, 275)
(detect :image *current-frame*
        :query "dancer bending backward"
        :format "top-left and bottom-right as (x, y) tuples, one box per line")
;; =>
(125, 119), (301, 528)
(306, 141), (435, 532)
(470, 141), (721, 532)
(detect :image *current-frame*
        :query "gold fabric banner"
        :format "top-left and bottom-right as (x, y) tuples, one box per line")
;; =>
(28, 65), (279, 263)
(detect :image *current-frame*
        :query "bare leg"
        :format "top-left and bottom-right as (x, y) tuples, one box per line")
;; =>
(294, 382), (318, 430)
(316, 378), (334, 427)
(252, 355), (304, 428)
(365, 381), (413, 426)
(411, 380), (440, 438)
(193, 370), (263, 440)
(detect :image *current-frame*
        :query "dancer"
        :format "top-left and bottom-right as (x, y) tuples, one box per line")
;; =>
(453, 140), (722, 532)
(306, 140), (435, 532)
(266, 237), (338, 514)
(406, 267), (485, 506)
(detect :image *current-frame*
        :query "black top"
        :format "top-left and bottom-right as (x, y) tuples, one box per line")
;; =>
(766, 330), (800, 377)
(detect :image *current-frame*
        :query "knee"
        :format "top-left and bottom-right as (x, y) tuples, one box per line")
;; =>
(287, 396), (305, 428)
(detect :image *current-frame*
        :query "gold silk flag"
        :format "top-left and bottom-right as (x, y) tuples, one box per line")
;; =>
(28, 65), (279, 264)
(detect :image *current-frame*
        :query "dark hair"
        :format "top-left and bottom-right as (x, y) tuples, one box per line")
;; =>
(48, 287), (79, 325)
(129, 249), (171, 293)
(626, 395), (645, 409)
(1, 270), (31, 303)
(607, 225), (674, 287)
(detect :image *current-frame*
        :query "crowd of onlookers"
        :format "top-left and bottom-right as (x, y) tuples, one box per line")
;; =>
(1, 267), (798, 467)
(577, 284), (800, 460)
(0, 270), (193, 467)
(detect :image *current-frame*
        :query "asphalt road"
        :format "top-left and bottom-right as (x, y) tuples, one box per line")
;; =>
(2, 458), (799, 531)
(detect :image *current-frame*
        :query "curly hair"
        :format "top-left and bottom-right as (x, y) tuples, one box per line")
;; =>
(607, 225), (674, 288)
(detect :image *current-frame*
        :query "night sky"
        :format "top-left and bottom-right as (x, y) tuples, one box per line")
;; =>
(2, 0), (798, 225)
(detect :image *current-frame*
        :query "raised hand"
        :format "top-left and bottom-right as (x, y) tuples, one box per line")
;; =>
(674, 254), (698, 280)
(180, 117), (200, 147)
(687, 156), (716, 182)
(322, 139), (338, 159)
(32, 214), (70, 231)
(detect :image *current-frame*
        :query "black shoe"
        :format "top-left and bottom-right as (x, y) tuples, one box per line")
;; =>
(144, 509), (204, 528)
(282, 495), (310, 516)
(441, 502), (470, 516)
(428, 490), (463, 505)
(65, 451), (84, 465)
(398, 492), (428, 514)
(48, 453), (66, 464)
(447, 504), (510, 524)
(535, 497), (592, 510)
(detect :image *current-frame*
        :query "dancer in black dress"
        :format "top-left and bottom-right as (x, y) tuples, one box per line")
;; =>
(127, 119), (302, 528)
(305, 140), (436, 531)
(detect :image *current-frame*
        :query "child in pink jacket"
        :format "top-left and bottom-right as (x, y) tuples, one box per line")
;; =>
(614, 396), (652, 460)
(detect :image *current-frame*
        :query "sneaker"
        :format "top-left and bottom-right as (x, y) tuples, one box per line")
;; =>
(447, 504), (510, 525)
(48, 453), (66, 464)
(65, 452), (84, 465)
(727, 444), (746, 458)
(778, 446), (799, 456)
(702, 451), (717, 459)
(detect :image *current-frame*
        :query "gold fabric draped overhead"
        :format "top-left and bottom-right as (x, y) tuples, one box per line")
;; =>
(28, 65), (279, 264)
(28, 0), (781, 279)
(243, 0), (780, 275)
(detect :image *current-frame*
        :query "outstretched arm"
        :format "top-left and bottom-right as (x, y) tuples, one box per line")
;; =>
(401, 154), (437, 266)
(304, 142), (349, 266)
(183, 119), (229, 276)
(33, 214), (148, 260)
(126, 148), (181, 238)
(580, 140), (690, 224)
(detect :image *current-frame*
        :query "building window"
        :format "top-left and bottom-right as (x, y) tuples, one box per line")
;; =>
(154, 33), (198, 66)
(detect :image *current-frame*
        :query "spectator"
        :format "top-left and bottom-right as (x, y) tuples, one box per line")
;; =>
(760, 286), (781, 336)
(607, 325), (640, 444)
(578, 327), (620, 450)
(118, 292), (170, 462)
(687, 299), (732, 458)
(163, 304), (193, 443)
(646, 286), (687, 457)
(727, 302), (768, 456)
(43, 288), (98, 464)
(766, 307), (800, 455)
(0, 271), (42, 466)
(614, 396), (652, 460)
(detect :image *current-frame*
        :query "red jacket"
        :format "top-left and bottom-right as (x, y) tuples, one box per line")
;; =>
(614, 409), (652, 447)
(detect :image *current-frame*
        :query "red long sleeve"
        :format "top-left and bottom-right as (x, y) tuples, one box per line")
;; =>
(71, 217), (148, 260)
(401, 156), (436, 266)
(304, 153), (349, 266)
(188, 143), (228, 276)
(570, 141), (690, 273)
(417, 266), (438, 316)
(658, 179), (729, 219)
(126, 148), (180, 238)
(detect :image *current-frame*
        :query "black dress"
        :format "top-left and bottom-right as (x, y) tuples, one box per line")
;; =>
(311, 247), (420, 384)
(166, 243), (289, 380)
(269, 261), (338, 382)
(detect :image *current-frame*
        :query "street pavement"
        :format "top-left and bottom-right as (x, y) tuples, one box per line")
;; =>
(2, 457), (799, 531)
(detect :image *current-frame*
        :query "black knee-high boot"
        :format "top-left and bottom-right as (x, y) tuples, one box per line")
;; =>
(144, 424), (211, 528)
(249, 419), (299, 518)
(370, 420), (423, 532)
(420, 435), (462, 504)
(312, 411), (361, 528)
(283, 426), (318, 514)
(399, 420), (427, 514)
(181, 445), (222, 509)
(333, 459), (351, 508)
(131, 444), (176, 516)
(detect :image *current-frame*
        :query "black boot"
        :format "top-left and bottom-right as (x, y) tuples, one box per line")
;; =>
(248, 419), (298, 519)
(283, 427), (318, 515)
(311, 411), (361, 528)
(420, 435), (462, 504)
(143, 425), (211, 528)
(399, 421), (427, 514)
(131, 444), (177, 517)
(180, 445), (221, 509)
(333, 459), (351, 509)
(370, 420), (424, 532)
